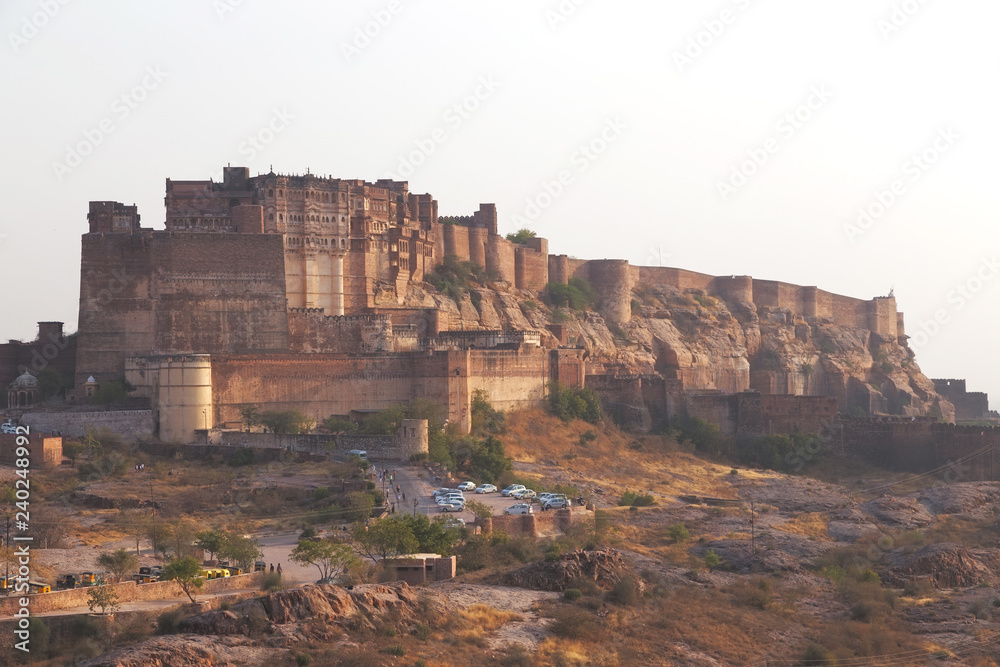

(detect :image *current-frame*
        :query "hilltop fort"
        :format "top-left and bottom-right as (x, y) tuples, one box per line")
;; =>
(2, 166), (996, 470)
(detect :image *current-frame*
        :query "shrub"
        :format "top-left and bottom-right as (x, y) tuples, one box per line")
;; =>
(228, 448), (255, 467)
(548, 606), (596, 639)
(606, 577), (640, 606)
(563, 588), (583, 601)
(619, 491), (655, 507)
(25, 617), (50, 654)
(801, 644), (835, 666)
(157, 608), (188, 634)
(668, 523), (690, 544)
(413, 623), (432, 640)
(261, 572), (283, 592)
(544, 277), (597, 311)
(704, 550), (721, 570)
(295, 654), (313, 666)
(381, 645), (405, 656)
(547, 382), (602, 424)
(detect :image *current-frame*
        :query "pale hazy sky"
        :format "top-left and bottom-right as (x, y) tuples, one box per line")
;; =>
(1, 0), (997, 407)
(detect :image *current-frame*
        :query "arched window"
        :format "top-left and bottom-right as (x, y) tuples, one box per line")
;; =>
(268, 214), (274, 221)
(279, 190), (283, 197)
(268, 189), (274, 197)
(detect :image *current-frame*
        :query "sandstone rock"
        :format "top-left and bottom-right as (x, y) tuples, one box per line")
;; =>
(501, 549), (636, 592)
(862, 494), (935, 528)
(917, 482), (1000, 518)
(881, 543), (1000, 589)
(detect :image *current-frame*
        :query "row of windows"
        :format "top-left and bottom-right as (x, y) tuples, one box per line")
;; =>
(268, 213), (348, 224)
(266, 189), (348, 204)
(287, 236), (348, 249)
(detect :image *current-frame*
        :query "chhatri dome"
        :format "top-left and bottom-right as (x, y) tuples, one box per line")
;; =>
(7, 370), (38, 408)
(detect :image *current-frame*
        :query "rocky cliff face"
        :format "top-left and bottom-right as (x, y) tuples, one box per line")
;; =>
(403, 279), (953, 422)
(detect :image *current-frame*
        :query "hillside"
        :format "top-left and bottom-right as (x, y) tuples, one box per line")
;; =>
(398, 272), (952, 424)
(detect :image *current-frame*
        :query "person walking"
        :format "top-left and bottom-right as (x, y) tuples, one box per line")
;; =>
(276, 563), (282, 576)
(270, 564), (274, 573)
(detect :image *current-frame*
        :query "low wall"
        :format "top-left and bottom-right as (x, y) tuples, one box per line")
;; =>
(0, 571), (263, 617)
(217, 430), (425, 461)
(20, 410), (154, 438)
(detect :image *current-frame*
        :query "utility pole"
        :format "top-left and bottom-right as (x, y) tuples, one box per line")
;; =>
(4, 516), (9, 589)
(412, 497), (418, 517)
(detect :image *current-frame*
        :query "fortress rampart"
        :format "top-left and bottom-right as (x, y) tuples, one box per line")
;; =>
(547, 258), (902, 335)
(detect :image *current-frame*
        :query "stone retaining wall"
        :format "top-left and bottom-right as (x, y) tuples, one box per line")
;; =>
(20, 410), (154, 438)
(0, 571), (263, 617)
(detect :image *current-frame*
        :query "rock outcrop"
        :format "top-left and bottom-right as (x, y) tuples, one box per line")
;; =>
(881, 543), (1000, 589)
(501, 548), (636, 592)
(404, 278), (952, 422)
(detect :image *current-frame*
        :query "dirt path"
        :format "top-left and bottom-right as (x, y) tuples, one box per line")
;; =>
(433, 582), (559, 650)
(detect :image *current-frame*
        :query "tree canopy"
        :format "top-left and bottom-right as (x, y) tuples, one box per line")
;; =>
(289, 538), (359, 582)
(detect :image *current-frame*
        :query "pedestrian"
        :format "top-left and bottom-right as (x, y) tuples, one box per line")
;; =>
(391, 502), (395, 513)
(270, 564), (274, 573)
(402, 491), (406, 501)
(276, 563), (282, 575)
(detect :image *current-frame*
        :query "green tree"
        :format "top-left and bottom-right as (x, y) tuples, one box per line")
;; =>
(351, 518), (419, 562)
(547, 382), (602, 424)
(219, 533), (263, 571)
(505, 228), (537, 245)
(90, 380), (130, 407)
(344, 492), (376, 523)
(469, 436), (512, 483)
(471, 390), (506, 435)
(359, 405), (407, 435)
(544, 277), (598, 311)
(87, 586), (121, 615)
(464, 499), (493, 520)
(239, 405), (261, 432)
(195, 529), (227, 561)
(398, 515), (458, 556)
(97, 548), (139, 583)
(289, 538), (360, 581)
(163, 556), (204, 603)
(260, 409), (315, 434)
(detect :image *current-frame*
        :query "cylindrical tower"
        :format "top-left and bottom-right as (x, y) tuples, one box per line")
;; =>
(548, 254), (569, 285)
(588, 259), (633, 325)
(157, 355), (213, 444)
(713, 275), (753, 304)
(468, 228), (488, 268)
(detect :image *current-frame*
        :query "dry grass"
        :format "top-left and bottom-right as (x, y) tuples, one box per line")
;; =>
(503, 409), (741, 500)
(775, 512), (832, 540)
(457, 604), (523, 629)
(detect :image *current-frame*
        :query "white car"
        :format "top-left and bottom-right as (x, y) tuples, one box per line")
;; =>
(431, 488), (453, 498)
(437, 493), (464, 504)
(457, 481), (476, 491)
(543, 497), (571, 510)
(504, 503), (533, 515)
(1, 422), (17, 434)
(441, 517), (465, 529)
(475, 484), (497, 494)
(512, 489), (536, 500)
(439, 500), (464, 512)
(501, 484), (526, 497)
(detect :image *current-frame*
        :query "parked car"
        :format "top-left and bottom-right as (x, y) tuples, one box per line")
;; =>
(512, 489), (536, 500)
(501, 484), (526, 497)
(475, 484), (497, 494)
(441, 517), (465, 529)
(504, 503), (534, 515)
(1, 421), (17, 434)
(457, 481), (476, 491)
(431, 488), (454, 498)
(439, 500), (464, 512)
(543, 497), (571, 510)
